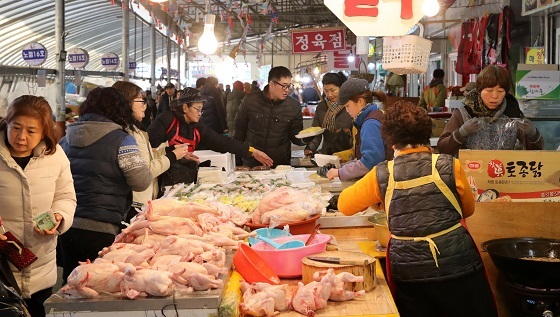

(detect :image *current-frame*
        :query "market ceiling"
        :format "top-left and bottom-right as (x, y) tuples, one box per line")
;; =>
(0, 0), (476, 72)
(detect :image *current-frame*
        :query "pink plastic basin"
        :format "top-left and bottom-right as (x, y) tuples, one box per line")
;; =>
(251, 234), (331, 278)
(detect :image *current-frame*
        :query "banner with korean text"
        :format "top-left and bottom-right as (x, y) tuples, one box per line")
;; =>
(459, 150), (560, 202)
(291, 28), (345, 54)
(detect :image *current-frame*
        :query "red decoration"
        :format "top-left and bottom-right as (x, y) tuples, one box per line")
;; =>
(401, 0), (413, 20)
(344, 0), (378, 17)
(488, 160), (505, 178)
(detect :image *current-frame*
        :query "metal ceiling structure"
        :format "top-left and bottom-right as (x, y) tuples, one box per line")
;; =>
(0, 0), (341, 72)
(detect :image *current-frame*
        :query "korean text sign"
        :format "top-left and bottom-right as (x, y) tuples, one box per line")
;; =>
(459, 150), (560, 202)
(291, 28), (345, 54)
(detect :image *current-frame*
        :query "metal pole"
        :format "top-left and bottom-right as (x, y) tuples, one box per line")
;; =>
(55, 0), (65, 123)
(167, 19), (172, 84)
(150, 6), (156, 92)
(122, 0), (130, 81)
(176, 39), (181, 89)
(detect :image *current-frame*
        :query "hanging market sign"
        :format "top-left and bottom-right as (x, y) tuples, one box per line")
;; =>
(67, 48), (89, 69)
(522, 0), (560, 16)
(21, 42), (47, 66)
(324, 0), (424, 36)
(101, 52), (120, 71)
(291, 28), (346, 54)
(326, 44), (365, 71)
(129, 60), (137, 71)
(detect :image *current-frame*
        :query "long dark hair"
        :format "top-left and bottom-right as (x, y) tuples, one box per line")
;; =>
(0, 95), (58, 154)
(79, 87), (133, 130)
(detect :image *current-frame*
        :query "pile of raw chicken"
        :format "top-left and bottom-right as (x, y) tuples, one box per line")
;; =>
(61, 197), (252, 299)
(241, 268), (365, 317)
(251, 187), (327, 226)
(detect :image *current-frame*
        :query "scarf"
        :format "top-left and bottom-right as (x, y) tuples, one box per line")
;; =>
(322, 99), (343, 132)
(463, 90), (506, 121)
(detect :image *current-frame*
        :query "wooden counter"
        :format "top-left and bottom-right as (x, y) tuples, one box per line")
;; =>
(276, 238), (396, 317)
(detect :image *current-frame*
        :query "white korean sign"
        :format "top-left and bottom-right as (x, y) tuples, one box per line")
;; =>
(67, 48), (89, 68)
(324, 0), (424, 36)
(101, 52), (120, 71)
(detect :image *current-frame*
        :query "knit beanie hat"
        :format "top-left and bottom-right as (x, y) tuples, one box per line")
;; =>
(338, 78), (370, 105)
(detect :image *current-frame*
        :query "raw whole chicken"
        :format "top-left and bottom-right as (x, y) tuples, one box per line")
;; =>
(147, 198), (220, 218)
(61, 260), (124, 298)
(189, 272), (222, 291)
(240, 286), (277, 317)
(252, 187), (325, 224)
(312, 269), (365, 301)
(243, 282), (289, 312)
(98, 243), (155, 267)
(120, 266), (177, 299)
(292, 276), (332, 317)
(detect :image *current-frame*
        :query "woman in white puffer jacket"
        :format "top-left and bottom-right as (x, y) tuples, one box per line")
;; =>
(0, 95), (76, 317)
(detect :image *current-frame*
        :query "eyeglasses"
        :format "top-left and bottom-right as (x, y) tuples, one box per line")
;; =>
(273, 81), (294, 91)
(132, 99), (147, 105)
(192, 107), (203, 114)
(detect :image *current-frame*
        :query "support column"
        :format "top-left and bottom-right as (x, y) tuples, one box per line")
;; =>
(150, 6), (156, 92)
(122, 0), (130, 81)
(55, 0), (65, 124)
(176, 39), (181, 89)
(166, 19), (172, 84)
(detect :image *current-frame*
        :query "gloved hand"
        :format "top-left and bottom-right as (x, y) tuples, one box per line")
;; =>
(458, 118), (481, 137)
(317, 163), (336, 178)
(516, 119), (537, 138)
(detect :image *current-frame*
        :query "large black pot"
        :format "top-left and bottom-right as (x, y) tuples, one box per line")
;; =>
(481, 238), (560, 289)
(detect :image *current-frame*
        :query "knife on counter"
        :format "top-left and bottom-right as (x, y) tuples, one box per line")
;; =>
(307, 256), (368, 266)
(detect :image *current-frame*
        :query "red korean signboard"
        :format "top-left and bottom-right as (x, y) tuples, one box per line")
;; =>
(291, 28), (346, 54)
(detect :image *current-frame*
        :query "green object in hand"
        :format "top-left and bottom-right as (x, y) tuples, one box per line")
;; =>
(35, 210), (57, 231)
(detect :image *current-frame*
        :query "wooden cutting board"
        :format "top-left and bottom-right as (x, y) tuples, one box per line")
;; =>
(302, 251), (376, 291)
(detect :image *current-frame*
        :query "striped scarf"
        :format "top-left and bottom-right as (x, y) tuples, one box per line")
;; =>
(322, 99), (343, 132)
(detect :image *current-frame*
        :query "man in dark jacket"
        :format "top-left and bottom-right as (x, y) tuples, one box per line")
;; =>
(157, 83), (176, 115)
(234, 66), (306, 167)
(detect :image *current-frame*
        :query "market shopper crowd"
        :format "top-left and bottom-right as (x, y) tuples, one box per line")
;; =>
(0, 62), (547, 317)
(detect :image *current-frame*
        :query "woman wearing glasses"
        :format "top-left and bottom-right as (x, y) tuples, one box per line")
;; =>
(112, 81), (190, 220)
(148, 87), (273, 188)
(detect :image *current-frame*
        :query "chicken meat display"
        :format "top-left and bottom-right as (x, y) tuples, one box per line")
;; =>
(61, 199), (249, 299)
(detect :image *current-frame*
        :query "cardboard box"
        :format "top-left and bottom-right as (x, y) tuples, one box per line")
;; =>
(517, 63), (559, 71)
(459, 150), (560, 202)
(515, 70), (560, 99)
(431, 119), (445, 137)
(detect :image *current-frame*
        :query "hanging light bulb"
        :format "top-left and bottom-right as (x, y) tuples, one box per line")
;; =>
(347, 50), (355, 63)
(313, 67), (320, 75)
(295, 74), (301, 82)
(422, 0), (440, 17)
(198, 14), (218, 55)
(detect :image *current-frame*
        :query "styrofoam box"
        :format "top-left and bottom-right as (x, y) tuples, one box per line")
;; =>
(193, 150), (235, 175)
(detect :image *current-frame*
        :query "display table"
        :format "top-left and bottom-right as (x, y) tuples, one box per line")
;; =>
(46, 239), (394, 317)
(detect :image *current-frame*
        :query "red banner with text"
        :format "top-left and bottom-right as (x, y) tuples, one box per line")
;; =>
(291, 28), (346, 54)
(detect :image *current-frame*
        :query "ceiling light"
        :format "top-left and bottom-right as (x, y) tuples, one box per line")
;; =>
(295, 74), (301, 81)
(198, 14), (218, 55)
(422, 0), (440, 17)
(347, 50), (355, 63)
(313, 67), (320, 75)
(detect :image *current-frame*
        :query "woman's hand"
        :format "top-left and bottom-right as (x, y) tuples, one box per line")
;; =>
(184, 152), (200, 163)
(253, 150), (273, 167)
(172, 144), (190, 160)
(304, 149), (314, 158)
(326, 168), (339, 180)
(458, 118), (481, 137)
(516, 119), (537, 138)
(35, 213), (63, 235)
(0, 234), (5, 241)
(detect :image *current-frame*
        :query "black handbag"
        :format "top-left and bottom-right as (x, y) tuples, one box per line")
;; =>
(0, 254), (30, 317)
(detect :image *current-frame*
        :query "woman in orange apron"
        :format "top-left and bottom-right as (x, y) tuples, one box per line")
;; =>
(338, 101), (498, 317)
